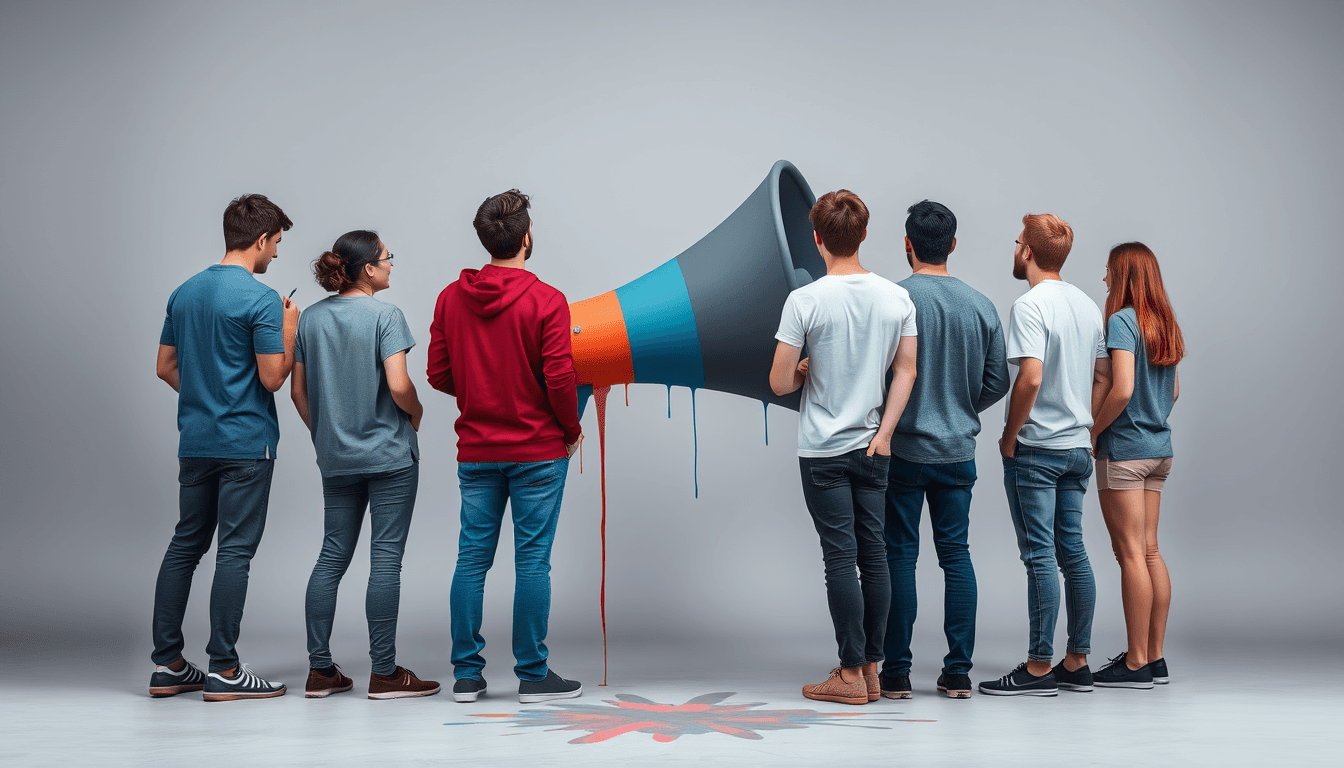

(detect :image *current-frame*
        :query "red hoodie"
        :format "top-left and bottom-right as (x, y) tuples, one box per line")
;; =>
(427, 264), (583, 462)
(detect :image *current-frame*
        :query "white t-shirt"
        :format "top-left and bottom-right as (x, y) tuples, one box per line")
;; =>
(775, 272), (918, 458)
(1004, 280), (1106, 450)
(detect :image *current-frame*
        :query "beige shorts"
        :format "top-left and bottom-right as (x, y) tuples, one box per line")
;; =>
(1096, 456), (1173, 492)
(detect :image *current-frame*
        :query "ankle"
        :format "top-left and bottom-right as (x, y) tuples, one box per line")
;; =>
(1126, 654), (1148, 670)
(1026, 660), (1052, 677)
(166, 656), (186, 672)
(1064, 653), (1087, 672)
(218, 666), (238, 679)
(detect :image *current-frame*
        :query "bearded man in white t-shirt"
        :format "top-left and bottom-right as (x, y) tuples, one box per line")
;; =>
(769, 190), (919, 706)
(979, 213), (1111, 697)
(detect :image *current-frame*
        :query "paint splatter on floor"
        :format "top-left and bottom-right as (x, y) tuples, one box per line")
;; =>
(445, 692), (934, 744)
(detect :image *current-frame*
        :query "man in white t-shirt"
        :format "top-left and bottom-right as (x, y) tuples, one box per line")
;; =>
(979, 213), (1110, 697)
(769, 190), (918, 706)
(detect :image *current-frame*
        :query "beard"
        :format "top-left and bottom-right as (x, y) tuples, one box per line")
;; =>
(1011, 250), (1026, 280)
(254, 257), (270, 274)
(905, 251), (914, 269)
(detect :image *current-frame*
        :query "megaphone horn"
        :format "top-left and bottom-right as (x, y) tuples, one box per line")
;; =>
(570, 160), (824, 415)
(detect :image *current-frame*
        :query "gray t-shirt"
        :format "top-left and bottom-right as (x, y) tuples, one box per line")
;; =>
(1096, 307), (1176, 460)
(892, 275), (1010, 463)
(294, 295), (419, 477)
(1004, 280), (1107, 450)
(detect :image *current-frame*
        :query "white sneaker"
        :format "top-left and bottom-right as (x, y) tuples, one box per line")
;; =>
(202, 663), (287, 701)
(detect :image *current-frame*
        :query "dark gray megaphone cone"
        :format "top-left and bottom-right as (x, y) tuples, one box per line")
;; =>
(570, 160), (824, 415)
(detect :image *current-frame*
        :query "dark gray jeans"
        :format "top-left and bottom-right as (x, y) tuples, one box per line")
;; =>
(799, 448), (891, 669)
(152, 458), (275, 673)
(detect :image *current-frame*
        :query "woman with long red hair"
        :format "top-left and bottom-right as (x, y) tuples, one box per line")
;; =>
(1089, 242), (1183, 689)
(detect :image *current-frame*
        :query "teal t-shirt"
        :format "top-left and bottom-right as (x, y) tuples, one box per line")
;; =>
(1096, 307), (1176, 460)
(160, 265), (284, 459)
(294, 295), (419, 477)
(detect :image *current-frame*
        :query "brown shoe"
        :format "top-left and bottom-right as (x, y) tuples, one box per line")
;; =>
(802, 668), (868, 705)
(368, 667), (441, 700)
(305, 665), (354, 698)
(862, 661), (879, 702)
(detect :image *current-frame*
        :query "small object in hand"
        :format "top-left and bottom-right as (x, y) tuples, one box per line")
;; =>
(288, 288), (297, 299)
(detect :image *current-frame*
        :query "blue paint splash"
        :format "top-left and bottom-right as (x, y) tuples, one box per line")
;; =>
(666, 384), (672, 418)
(763, 401), (769, 446)
(691, 388), (699, 498)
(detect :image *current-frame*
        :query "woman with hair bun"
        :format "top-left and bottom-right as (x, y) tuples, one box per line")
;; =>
(1090, 242), (1184, 690)
(291, 230), (438, 700)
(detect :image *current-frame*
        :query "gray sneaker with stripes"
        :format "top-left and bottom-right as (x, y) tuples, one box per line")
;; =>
(203, 663), (287, 701)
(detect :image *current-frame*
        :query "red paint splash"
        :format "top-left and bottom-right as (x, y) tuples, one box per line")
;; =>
(593, 385), (611, 687)
(451, 692), (929, 744)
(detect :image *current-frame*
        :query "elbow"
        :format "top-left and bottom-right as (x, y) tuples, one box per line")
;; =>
(259, 374), (283, 393)
(769, 377), (790, 397)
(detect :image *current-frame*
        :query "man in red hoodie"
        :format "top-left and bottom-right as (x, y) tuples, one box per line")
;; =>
(428, 189), (584, 704)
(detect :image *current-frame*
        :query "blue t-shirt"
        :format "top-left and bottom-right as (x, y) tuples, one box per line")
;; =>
(294, 295), (419, 477)
(1096, 307), (1176, 460)
(160, 265), (284, 459)
(892, 275), (1010, 463)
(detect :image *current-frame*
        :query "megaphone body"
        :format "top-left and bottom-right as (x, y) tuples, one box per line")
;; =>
(570, 160), (825, 415)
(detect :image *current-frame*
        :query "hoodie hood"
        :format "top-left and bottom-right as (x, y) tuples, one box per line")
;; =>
(456, 264), (540, 318)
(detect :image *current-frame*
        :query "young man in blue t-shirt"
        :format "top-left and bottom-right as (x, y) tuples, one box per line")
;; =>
(880, 201), (1009, 700)
(149, 194), (299, 701)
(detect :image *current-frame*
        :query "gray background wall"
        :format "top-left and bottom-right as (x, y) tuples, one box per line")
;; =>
(2, 1), (1340, 674)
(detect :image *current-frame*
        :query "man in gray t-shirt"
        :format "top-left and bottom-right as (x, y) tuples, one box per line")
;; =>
(879, 201), (1009, 700)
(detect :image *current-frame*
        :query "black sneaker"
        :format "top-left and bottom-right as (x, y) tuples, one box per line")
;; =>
(149, 659), (206, 697)
(1094, 653), (1154, 689)
(879, 672), (912, 699)
(1052, 661), (1093, 692)
(202, 663), (287, 701)
(1150, 657), (1170, 685)
(978, 663), (1058, 696)
(937, 670), (973, 699)
(453, 677), (487, 703)
(518, 670), (582, 703)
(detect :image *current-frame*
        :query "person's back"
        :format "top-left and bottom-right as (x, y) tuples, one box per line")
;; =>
(150, 193), (297, 702)
(1008, 280), (1105, 449)
(788, 272), (917, 457)
(880, 200), (1009, 701)
(429, 265), (577, 461)
(894, 275), (1007, 462)
(169, 265), (284, 457)
(427, 189), (584, 705)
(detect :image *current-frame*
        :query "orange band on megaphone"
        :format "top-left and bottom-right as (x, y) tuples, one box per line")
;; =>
(569, 290), (635, 387)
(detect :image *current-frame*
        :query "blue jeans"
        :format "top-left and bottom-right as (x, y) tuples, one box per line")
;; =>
(1003, 445), (1095, 661)
(883, 456), (978, 677)
(305, 462), (418, 676)
(451, 458), (570, 682)
(798, 449), (891, 669)
(152, 458), (274, 672)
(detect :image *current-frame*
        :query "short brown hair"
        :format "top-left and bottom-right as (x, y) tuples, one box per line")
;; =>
(809, 190), (868, 257)
(1021, 213), (1073, 272)
(473, 189), (531, 260)
(223, 194), (292, 252)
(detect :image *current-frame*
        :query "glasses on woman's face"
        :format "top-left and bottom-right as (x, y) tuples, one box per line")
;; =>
(374, 253), (394, 265)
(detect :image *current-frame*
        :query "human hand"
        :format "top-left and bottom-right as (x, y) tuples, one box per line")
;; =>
(410, 413), (422, 432)
(566, 434), (584, 458)
(797, 358), (809, 377)
(866, 435), (891, 457)
(999, 435), (1017, 458)
(282, 295), (300, 327)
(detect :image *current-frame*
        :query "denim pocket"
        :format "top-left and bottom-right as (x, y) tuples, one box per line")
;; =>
(523, 460), (563, 487)
(807, 461), (848, 490)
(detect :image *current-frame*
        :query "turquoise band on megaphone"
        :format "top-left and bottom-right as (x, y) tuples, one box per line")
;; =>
(614, 258), (706, 389)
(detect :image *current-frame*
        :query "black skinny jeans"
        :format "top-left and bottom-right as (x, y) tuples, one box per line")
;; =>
(799, 448), (891, 669)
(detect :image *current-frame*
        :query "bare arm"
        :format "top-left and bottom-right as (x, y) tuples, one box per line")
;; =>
(868, 336), (918, 457)
(1090, 354), (1128, 448)
(290, 361), (311, 431)
(384, 351), (423, 432)
(256, 296), (299, 392)
(1000, 357), (1043, 458)
(156, 345), (180, 392)
(1173, 367), (1180, 403)
(769, 342), (807, 396)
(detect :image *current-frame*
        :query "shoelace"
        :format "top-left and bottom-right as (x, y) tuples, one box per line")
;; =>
(996, 662), (1031, 686)
(1104, 652), (1128, 671)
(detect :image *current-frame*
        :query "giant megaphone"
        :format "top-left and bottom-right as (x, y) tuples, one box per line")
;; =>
(571, 160), (824, 415)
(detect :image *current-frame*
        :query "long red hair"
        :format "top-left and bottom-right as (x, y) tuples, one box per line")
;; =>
(1105, 242), (1185, 367)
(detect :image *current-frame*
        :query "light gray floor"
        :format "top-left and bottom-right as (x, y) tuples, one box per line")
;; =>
(2, 638), (1340, 766)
